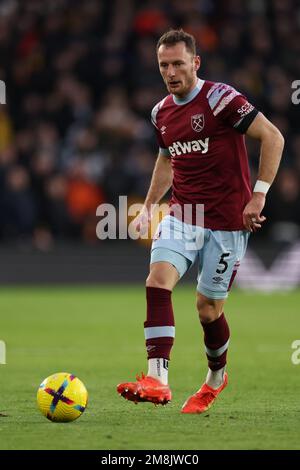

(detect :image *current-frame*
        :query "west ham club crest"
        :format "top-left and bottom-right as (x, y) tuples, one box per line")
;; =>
(191, 113), (205, 132)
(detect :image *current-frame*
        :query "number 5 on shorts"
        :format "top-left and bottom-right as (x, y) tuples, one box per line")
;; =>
(216, 253), (230, 274)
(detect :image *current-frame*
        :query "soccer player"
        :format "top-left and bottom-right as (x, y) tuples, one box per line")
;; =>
(117, 29), (284, 413)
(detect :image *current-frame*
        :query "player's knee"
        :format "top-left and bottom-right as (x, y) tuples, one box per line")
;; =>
(146, 262), (179, 290)
(146, 272), (173, 290)
(196, 296), (220, 323)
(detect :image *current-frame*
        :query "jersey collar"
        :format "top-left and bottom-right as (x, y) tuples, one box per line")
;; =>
(172, 78), (204, 105)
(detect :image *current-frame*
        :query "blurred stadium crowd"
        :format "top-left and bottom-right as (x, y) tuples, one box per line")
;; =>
(0, 0), (299, 248)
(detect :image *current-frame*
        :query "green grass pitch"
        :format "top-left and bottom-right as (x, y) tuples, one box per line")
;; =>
(0, 285), (299, 450)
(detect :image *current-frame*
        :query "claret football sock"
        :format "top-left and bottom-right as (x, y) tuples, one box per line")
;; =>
(147, 358), (169, 385)
(144, 287), (175, 361)
(205, 366), (226, 389)
(201, 312), (230, 371)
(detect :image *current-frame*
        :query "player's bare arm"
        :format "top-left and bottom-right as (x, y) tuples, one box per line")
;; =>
(135, 153), (173, 234)
(243, 112), (285, 232)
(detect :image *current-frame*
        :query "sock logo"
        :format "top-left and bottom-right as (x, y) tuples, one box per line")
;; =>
(146, 345), (156, 353)
(156, 358), (161, 377)
(163, 359), (169, 370)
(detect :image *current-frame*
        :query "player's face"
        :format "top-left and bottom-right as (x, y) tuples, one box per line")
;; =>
(157, 42), (200, 98)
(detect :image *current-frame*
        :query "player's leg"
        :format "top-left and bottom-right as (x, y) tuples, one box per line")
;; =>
(181, 294), (229, 414)
(117, 215), (196, 405)
(116, 259), (184, 405)
(181, 230), (249, 414)
(144, 215), (197, 389)
(144, 261), (180, 386)
(196, 294), (228, 389)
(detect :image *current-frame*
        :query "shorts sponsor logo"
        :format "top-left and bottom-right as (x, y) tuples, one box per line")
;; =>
(212, 276), (223, 284)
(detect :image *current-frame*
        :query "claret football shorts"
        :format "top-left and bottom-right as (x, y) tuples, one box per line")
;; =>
(151, 215), (249, 299)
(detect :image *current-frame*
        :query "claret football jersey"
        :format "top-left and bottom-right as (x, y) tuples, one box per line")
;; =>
(151, 79), (258, 230)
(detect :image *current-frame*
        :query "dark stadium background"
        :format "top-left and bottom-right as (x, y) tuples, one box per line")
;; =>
(0, 0), (299, 286)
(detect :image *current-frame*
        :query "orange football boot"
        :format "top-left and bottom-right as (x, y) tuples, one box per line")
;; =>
(117, 373), (172, 405)
(181, 372), (228, 414)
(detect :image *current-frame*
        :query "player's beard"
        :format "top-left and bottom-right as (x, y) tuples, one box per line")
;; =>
(166, 68), (196, 98)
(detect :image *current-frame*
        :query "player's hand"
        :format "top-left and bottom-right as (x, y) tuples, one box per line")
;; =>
(242, 193), (266, 232)
(133, 206), (152, 236)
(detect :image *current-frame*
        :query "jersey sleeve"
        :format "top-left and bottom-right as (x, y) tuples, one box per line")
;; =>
(207, 83), (258, 133)
(154, 129), (170, 156)
(151, 100), (171, 156)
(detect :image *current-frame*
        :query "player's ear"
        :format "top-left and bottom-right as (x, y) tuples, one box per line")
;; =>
(194, 55), (201, 72)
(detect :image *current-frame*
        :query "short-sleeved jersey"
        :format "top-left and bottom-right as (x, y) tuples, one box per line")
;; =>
(151, 79), (258, 230)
